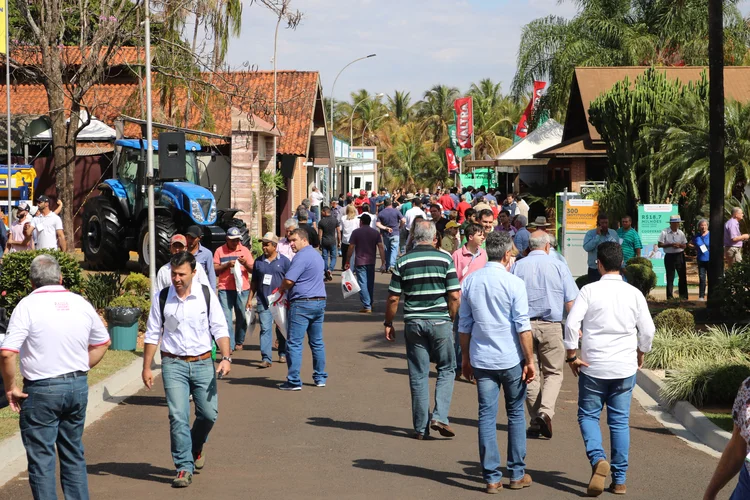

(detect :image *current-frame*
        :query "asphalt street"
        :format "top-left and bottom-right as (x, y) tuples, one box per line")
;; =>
(0, 272), (732, 499)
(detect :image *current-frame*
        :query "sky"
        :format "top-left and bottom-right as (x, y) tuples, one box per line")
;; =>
(226, 0), (580, 101)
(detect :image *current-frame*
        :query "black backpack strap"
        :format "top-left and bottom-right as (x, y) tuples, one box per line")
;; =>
(159, 287), (170, 327)
(201, 285), (211, 317)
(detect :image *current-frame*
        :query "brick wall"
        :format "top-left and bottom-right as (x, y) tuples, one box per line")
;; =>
(291, 156), (308, 213)
(571, 158), (586, 192)
(231, 131), (260, 238)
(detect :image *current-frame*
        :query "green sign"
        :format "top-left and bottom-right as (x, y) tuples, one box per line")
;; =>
(638, 204), (679, 287)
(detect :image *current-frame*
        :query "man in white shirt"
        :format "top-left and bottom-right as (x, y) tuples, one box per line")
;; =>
(142, 251), (231, 488)
(564, 242), (655, 497)
(309, 186), (325, 221)
(6, 203), (34, 253)
(404, 197), (427, 232)
(657, 215), (689, 300)
(155, 234), (211, 291)
(26, 195), (65, 251)
(1, 254), (111, 499)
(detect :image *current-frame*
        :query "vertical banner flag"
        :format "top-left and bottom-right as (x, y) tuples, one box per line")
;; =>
(515, 81), (546, 139)
(0, 0), (6, 54)
(448, 123), (471, 158)
(445, 148), (458, 173)
(454, 97), (473, 149)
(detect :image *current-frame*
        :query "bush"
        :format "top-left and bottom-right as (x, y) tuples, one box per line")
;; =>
(661, 360), (750, 407)
(575, 275), (589, 290)
(654, 308), (695, 333)
(108, 294), (150, 331)
(83, 272), (122, 310)
(623, 263), (657, 297)
(627, 256), (653, 269)
(0, 250), (83, 313)
(122, 273), (150, 297)
(251, 237), (263, 259)
(645, 325), (750, 370)
(715, 261), (750, 319)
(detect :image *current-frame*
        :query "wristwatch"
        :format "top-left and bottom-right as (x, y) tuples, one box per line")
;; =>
(565, 355), (577, 363)
(383, 321), (393, 327)
(221, 356), (232, 363)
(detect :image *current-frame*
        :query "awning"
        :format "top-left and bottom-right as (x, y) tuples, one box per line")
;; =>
(335, 156), (381, 166)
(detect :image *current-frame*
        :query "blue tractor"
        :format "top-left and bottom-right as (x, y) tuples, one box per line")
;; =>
(82, 132), (249, 273)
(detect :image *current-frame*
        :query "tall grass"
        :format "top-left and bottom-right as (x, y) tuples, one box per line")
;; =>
(660, 360), (750, 407)
(644, 325), (750, 370)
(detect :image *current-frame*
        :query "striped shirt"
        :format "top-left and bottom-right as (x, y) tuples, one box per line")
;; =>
(388, 244), (460, 320)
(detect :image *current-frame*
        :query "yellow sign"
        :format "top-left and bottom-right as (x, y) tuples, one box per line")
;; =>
(0, 0), (6, 55)
(565, 199), (599, 231)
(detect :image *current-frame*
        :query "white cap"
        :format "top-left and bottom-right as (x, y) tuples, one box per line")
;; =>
(29, 206), (39, 216)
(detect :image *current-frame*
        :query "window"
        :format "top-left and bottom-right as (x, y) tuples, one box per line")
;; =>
(365, 181), (372, 192)
(354, 177), (361, 189)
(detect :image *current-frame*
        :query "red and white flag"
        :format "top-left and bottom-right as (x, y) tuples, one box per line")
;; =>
(446, 148), (458, 173)
(515, 81), (546, 139)
(454, 97), (473, 149)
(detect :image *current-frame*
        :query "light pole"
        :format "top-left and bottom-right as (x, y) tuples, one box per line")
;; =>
(329, 54), (376, 132)
(350, 93), (384, 150)
(362, 113), (389, 146)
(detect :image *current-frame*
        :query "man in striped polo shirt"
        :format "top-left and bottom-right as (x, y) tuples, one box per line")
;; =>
(384, 220), (461, 440)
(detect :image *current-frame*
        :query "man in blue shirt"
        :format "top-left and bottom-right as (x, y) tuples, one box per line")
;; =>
(513, 215), (531, 255)
(277, 228), (327, 391)
(375, 198), (404, 271)
(583, 214), (619, 282)
(185, 225), (217, 290)
(459, 231), (535, 493)
(250, 232), (291, 367)
(512, 230), (578, 440)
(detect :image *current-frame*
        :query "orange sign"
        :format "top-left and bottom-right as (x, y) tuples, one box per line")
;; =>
(565, 199), (599, 231)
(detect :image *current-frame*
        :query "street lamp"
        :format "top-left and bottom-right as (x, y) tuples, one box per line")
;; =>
(329, 54), (376, 132)
(350, 93), (384, 151)
(362, 113), (389, 146)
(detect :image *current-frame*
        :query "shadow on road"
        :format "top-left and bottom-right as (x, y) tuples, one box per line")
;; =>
(307, 417), (414, 439)
(352, 459), (485, 492)
(358, 350), (407, 361)
(455, 461), (589, 496)
(226, 376), (283, 389)
(384, 366), (437, 379)
(630, 425), (672, 436)
(119, 395), (167, 407)
(87, 462), (174, 484)
(449, 416), (507, 432)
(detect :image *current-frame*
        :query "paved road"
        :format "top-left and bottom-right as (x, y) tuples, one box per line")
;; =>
(0, 273), (732, 499)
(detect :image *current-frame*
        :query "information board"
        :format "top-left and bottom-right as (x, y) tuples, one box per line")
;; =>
(637, 204), (679, 287)
(563, 199), (599, 278)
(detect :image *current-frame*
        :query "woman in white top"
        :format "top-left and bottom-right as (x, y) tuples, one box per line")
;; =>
(340, 205), (360, 271)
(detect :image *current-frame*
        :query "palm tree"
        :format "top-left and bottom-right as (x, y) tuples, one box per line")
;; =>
(468, 79), (523, 158)
(417, 84), (459, 147)
(209, 0), (243, 70)
(383, 123), (443, 190)
(386, 90), (414, 124)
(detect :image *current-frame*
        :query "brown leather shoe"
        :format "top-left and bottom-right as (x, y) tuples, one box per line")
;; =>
(508, 473), (532, 490)
(534, 412), (552, 438)
(587, 459), (610, 497)
(430, 420), (456, 437)
(486, 482), (502, 494)
(258, 361), (272, 368)
(414, 432), (426, 440)
(609, 483), (627, 495)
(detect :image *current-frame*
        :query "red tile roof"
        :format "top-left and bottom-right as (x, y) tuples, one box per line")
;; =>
(9, 46), (145, 67)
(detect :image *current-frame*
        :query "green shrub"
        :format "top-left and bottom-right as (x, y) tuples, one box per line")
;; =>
(251, 237), (263, 259)
(575, 275), (589, 290)
(627, 256), (653, 269)
(715, 261), (750, 319)
(653, 308), (695, 333)
(122, 273), (150, 297)
(108, 294), (150, 331)
(645, 325), (750, 370)
(83, 272), (122, 310)
(623, 263), (657, 297)
(0, 250), (83, 313)
(661, 360), (750, 407)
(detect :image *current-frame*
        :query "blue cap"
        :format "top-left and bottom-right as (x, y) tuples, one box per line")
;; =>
(227, 227), (242, 239)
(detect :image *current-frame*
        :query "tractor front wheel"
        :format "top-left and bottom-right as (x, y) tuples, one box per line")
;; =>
(138, 215), (177, 275)
(82, 196), (128, 270)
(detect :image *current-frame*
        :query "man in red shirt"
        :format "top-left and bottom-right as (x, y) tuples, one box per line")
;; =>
(353, 190), (369, 214)
(213, 227), (254, 351)
(457, 198), (472, 223)
(438, 189), (455, 212)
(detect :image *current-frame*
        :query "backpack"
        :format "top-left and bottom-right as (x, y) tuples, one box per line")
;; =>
(159, 284), (211, 326)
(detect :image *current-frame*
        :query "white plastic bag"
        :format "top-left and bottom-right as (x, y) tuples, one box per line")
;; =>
(267, 291), (289, 336)
(341, 269), (361, 299)
(232, 260), (243, 291)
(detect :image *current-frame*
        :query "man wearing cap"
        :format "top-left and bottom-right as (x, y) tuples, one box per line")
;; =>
(354, 190), (369, 214)
(658, 215), (689, 300)
(213, 227), (254, 351)
(250, 232), (291, 367)
(6, 203), (34, 253)
(185, 225), (217, 290)
(400, 193), (414, 216)
(26, 195), (65, 251)
(156, 235), (211, 291)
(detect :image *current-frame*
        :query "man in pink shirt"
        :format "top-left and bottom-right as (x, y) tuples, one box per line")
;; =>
(451, 223), (487, 380)
(6, 203), (34, 253)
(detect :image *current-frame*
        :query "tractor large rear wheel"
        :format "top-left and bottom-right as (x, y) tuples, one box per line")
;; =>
(138, 215), (177, 275)
(82, 196), (128, 270)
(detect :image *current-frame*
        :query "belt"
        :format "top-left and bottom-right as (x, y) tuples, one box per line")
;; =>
(530, 317), (558, 323)
(24, 370), (88, 384)
(161, 351), (212, 362)
(291, 297), (325, 302)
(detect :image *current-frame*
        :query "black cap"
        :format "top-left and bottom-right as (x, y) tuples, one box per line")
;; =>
(185, 225), (202, 238)
(36, 195), (50, 203)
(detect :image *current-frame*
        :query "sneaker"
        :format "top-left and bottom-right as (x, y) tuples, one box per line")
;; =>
(315, 381), (326, 387)
(192, 450), (205, 470)
(279, 355), (287, 364)
(508, 473), (533, 490)
(172, 470), (193, 488)
(326, 270), (333, 281)
(278, 382), (302, 391)
(587, 459), (610, 497)
(429, 419), (456, 438)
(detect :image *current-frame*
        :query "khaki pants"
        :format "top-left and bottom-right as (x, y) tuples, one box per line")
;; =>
(526, 320), (564, 421)
(725, 246), (743, 268)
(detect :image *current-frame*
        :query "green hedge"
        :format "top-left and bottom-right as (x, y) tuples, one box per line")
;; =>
(0, 250), (83, 313)
(623, 263), (656, 297)
(654, 308), (695, 333)
(715, 261), (750, 320)
(627, 256), (653, 269)
(661, 360), (750, 407)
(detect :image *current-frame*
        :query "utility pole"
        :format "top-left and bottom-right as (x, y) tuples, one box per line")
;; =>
(707, 0), (724, 306)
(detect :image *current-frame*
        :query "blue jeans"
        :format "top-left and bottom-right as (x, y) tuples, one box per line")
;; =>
(475, 364), (527, 484)
(286, 299), (327, 387)
(578, 372), (637, 485)
(219, 289), (250, 347)
(162, 357), (218, 474)
(355, 264), (375, 310)
(321, 245), (337, 273)
(256, 302), (274, 363)
(382, 233), (399, 269)
(731, 465), (750, 500)
(20, 373), (89, 500)
(404, 319), (456, 435)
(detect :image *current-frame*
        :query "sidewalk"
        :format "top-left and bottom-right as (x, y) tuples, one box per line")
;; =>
(0, 273), (728, 499)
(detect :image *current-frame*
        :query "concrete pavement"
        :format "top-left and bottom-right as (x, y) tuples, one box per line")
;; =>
(0, 272), (732, 499)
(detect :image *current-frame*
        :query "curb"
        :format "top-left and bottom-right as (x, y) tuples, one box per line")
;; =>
(0, 353), (161, 489)
(637, 369), (730, 454)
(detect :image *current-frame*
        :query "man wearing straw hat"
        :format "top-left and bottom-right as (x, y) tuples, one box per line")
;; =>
(658, 215), (689, 300)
